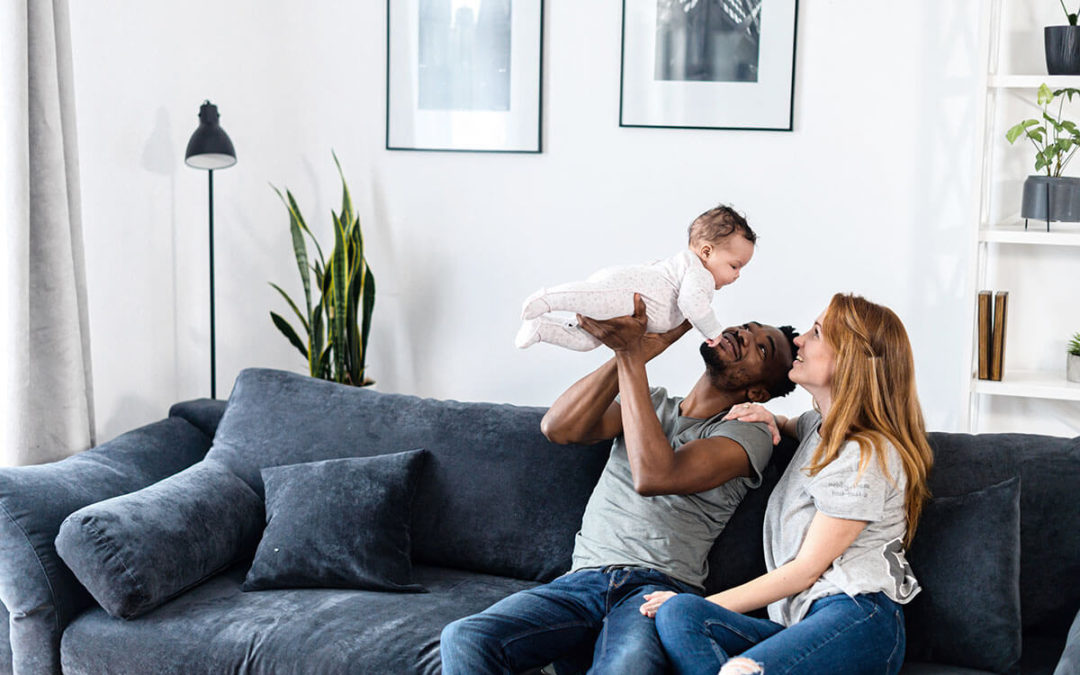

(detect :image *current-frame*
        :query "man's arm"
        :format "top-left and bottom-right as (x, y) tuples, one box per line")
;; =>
(540, 314), (691, 445)
(578, 295), (752, 496)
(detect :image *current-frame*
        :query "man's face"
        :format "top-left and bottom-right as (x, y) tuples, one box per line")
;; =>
(699, 322), (794, 393)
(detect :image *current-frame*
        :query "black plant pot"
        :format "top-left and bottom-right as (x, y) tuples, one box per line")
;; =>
(1021, 175), (1080, 229)
(1045, 26), (1080, 74)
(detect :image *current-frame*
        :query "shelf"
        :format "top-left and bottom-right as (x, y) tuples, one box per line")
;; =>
(989, 75), (1080, 88)
(974, 370), (1080, 401)
(979, 222), (1080, 246)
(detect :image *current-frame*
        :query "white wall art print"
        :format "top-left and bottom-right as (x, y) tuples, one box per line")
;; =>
(621, 0), (797, 130)
(387, 0), (543, 152)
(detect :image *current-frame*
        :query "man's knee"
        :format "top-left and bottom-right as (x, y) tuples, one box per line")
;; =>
(440, 615), (501, 672)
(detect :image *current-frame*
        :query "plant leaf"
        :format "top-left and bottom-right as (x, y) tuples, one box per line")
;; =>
(271, 312), (309, 362)
(268, 282), (310, 334)
(330, 211), (348, 382)
(360, 264), (376, 377)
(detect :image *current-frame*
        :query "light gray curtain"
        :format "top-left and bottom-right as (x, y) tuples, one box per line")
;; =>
(0, 0), (94, 466)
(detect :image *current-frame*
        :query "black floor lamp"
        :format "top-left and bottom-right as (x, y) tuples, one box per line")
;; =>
(184, 100), (236, 399)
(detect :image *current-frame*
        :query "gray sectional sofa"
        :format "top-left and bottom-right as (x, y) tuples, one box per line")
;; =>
(0, 367), (1077, 674)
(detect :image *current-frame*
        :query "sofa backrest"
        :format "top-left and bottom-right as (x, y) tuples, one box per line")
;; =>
(205, 368), (610, 582)
(925, 430), (1080, 637)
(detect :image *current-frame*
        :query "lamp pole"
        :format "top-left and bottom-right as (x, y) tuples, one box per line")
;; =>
(208, 169), (216, 399)
(184, 100), (236, 400)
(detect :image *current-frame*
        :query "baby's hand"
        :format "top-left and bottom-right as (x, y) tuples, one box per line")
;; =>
(706, 336), (723, 348)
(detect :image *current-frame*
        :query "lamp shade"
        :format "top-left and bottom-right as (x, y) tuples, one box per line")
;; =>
(184, 100), (237, 170)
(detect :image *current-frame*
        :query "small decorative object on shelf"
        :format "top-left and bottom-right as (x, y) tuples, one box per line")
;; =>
(989, 291), (1009, 382)
(269, 153), (376, 387)
(1006, 83), (1080, 230)
(977, 291), (993, 380)
(1068, 331), (1080, 382)
(1047, 1), (1080, 74)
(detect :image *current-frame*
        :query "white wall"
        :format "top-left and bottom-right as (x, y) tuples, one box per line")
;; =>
(68, 0), (1073, 444)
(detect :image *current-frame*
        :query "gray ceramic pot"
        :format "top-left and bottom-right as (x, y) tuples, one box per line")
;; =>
(1068, 353), (1080, 383)
(1046, 26), (1080, 75)
(1021, 175), (1080, 226)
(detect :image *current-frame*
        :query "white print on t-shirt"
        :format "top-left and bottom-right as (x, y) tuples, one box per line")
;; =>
(882, 537), (919, 601)
(823, 478), (871, 500)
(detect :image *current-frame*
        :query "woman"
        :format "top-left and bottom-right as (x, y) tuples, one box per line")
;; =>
(639, 293), (933, 675)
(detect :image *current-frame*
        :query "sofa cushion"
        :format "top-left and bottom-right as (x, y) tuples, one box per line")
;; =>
(904, 477), (1021, 674)
(926, 432), (1080, 638)
(60, 564), (535, 675)
(56, 460), (264, 619)
(0, 417), (213, 674)
(244, 451), (428, 593)
(207, 368), (610, 582)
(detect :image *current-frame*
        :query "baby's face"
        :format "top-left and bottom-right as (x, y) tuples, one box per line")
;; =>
(698, 236), (754, 289)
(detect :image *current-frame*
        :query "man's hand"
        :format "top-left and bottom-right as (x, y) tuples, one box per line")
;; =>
(577, 294), (689, 360)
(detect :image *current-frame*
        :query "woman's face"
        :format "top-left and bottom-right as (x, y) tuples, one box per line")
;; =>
(790, 308), (836, 395)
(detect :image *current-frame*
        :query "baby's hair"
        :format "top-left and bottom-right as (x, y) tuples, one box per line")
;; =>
(687, 204), (756, 246)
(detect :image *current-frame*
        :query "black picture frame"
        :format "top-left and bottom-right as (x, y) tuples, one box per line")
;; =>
(386, 0), (544, 153)
(620, 0), (798, 131)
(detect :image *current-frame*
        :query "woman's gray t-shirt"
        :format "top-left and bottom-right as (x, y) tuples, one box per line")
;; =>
(570, 387), (773, 591)
(763, 410), (920, 626)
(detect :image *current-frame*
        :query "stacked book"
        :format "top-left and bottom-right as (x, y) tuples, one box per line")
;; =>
(977, 290), (1009, 381)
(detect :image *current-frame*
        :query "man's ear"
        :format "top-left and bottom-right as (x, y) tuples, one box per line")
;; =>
(746, 385), (771, 404)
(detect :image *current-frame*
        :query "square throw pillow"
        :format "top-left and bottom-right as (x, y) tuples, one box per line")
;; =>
(904, 477), (1021, 674)
(243, 449), (429, 593)
(55, 460), (265, 619)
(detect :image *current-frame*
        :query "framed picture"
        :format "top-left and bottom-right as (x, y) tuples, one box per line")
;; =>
(386, 0), (544, 153)
(620, 0), (798, 131)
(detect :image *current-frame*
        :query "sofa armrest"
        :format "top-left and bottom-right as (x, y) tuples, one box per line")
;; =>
(1055, 606), (1080, 675)
(168, 398), (227, 440)
(0, 416), (213, 675)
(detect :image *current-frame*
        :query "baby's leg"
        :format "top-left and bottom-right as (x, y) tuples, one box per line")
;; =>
(515, 317), (601, 352)
(522, 280), (636, 321)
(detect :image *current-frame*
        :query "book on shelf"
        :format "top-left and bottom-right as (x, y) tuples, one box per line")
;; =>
(989, 291), (1009, 382)
(977, 290), (992, 380)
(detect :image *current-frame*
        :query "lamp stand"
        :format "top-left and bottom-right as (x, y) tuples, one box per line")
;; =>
(208, 169), (217, 399)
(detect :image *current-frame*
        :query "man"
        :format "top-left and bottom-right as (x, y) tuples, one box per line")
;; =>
(441, 296), (798, 674)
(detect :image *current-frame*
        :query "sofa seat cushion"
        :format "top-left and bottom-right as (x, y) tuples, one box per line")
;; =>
(59, 564), (536, 675)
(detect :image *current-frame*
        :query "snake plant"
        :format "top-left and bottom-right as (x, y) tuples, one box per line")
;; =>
(269, 152), (375, 386)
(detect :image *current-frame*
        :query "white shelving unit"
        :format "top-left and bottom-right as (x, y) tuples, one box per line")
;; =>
(965, 1), (1080, 431)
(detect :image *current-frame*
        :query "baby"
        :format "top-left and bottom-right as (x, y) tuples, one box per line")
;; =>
(516, 204), (755, 352)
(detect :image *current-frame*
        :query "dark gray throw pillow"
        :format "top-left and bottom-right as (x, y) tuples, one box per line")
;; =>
(904, 477), (1021, 675)
(243, 450), (429, 593)
(55, 460), (264, 619)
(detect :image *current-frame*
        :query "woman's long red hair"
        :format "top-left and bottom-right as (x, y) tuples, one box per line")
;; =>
(804, 294), (933, 547)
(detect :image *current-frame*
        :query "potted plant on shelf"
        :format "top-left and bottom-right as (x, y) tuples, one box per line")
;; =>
(1068, 332), (1080, 382)
(1006, 83), (1080, 229)
(1047, 2), (1080, 74)
(269, 152), (376, 386)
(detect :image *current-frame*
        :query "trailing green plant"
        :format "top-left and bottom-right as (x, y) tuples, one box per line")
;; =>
(1006, 83), (1080, 176)
(1069, 331), (1080, 356)
(269, 153), (376, 386)
(1061, 0), (1079, 26)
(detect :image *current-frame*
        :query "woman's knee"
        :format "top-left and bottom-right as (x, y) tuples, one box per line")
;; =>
(654, 593), (707, 636)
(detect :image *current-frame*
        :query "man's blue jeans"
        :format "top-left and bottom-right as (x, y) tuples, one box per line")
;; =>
(654, 591), (906, 675)
(440, 566), (697, 675)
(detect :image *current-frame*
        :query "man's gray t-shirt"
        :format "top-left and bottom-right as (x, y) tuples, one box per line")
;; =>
(763, 411), (920, 626)
(570, 387), (773, 591)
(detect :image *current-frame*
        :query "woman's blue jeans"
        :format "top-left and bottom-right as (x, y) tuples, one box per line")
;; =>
(654, 592), (905, 675)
